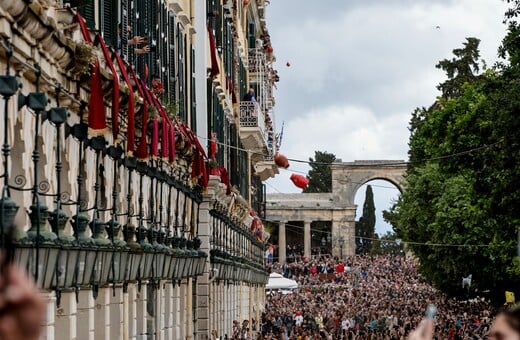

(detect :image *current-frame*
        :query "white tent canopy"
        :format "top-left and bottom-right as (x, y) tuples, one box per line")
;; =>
(266, 272), (298, 290)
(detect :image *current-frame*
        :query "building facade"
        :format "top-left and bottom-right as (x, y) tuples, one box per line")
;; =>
(0, 0), (278, 338)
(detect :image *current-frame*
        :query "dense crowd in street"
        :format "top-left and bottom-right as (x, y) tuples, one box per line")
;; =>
(259, 255), (494, 339)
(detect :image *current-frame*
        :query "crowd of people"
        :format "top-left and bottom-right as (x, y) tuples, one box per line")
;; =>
(261, 255), (496, 339)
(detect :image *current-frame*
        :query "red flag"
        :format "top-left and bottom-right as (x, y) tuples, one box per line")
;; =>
(88, 60), (107, 136)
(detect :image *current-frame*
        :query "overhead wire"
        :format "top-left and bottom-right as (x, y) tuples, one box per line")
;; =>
(196, 132), (505, 171)
(260, 218), (492, 248)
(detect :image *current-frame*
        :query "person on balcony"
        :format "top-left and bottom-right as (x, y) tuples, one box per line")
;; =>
(243, 88), (256, 102)
(151, 75), (165, 99)
(117, 24), (150, 58)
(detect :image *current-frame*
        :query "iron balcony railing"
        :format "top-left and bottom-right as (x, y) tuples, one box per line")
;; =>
(239, 101), (269, 149)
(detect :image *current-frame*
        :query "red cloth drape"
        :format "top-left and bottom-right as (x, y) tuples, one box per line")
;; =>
(75, 14), (92, 43)
(114, 54), (135, 155)
(96, 36), (120, 141)
(169, 121), (176, 164)
(128, 69), (149, 160)
(208, 24), (220, 78)
(218, 166), (231, 195)
(161, 120), (169, 161)
(151, 118), (159, 158)
(87, 60), (107, 135)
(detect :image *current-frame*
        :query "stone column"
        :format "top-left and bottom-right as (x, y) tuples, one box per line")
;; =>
(41, 292), (56, 340)
(173, 284), (181, 340)
(94, 288), (111, 340)
(163, 283), (173, 339)
(332, 208), (357, 257)
(126, 283), (138, 340)
(195, 176), (218, 339)
(156, 283), (164, 340)
(187, 278), (193, 339)
(304, 220), (311, 259)
(180, 281), (187, 339)
(55, 291), (77, 340)
(278, 221), (286, 264)
(77, 290), (95, 340)
(109, 287), (124, 339)
(136, 283), (148, 338)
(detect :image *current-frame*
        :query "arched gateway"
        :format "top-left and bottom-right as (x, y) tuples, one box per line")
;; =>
(266, 160), (407, 263)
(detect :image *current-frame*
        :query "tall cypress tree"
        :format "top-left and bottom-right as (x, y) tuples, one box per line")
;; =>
(356, 185), (376, 254)
(304, 151), (336, 193)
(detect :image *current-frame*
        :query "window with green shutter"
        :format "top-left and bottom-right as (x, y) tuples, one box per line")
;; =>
(159, 3), (168, 85)
(177, 23), (186, 122)
(190, 47), (197, 130)
(168, 12), (177, 105)
(100, 0), (118, 47)
(76, 0), (96, 28)
(248, 22), (256, 48)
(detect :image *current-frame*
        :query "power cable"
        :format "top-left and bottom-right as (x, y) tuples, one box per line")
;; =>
(196, 133), (504, 171)
(260, 218), (491, 248)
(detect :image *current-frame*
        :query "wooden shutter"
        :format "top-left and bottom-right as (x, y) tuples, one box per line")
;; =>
(101, 0), (118, 46)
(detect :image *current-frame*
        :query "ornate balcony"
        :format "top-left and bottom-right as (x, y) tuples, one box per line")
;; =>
(239, 101), (269, 154)
(248, 48), (266, 83)
(239, 101), (279, 180)
(254, 148), (279, 181)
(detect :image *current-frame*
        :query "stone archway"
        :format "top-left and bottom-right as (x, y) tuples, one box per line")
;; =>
(330, 160), (407, 257)
(265, 160), (407, 262)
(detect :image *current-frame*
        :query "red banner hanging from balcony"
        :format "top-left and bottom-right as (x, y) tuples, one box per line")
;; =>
(161, 120), (170, 161)
(169, 121), (176, 163)
(114, 53), (135, 155)
(151, 118), (159, 158)
(290, 173), (309, 189)
(96, 35), (120, 142)
(87, 60), (107, 136)
(207, 24), (220, 78)
(218, 166), (232, 195)
(75, 14), (92, 43)
(128, 72), (149, 160)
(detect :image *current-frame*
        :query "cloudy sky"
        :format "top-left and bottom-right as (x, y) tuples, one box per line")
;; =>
(263, 0), (509, 234)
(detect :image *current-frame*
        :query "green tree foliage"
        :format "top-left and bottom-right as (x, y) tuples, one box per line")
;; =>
(355, 185), (376, 254)
(393, 35), (520, 302)
(436, 37), (482, 98)
(303, 151), (336, 193)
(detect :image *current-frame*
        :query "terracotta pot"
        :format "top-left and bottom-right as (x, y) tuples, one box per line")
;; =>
(274, 153), (289, 168)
